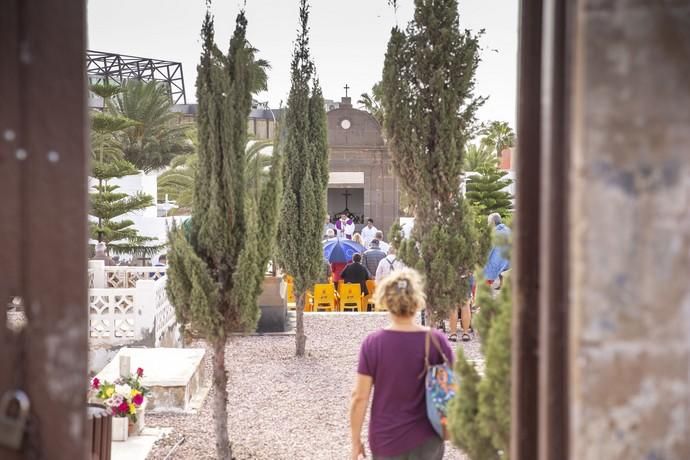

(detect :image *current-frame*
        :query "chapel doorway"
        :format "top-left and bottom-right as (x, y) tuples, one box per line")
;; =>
(327, 187), (364, 225)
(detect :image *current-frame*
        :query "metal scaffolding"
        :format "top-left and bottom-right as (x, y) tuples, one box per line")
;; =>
(86, 50), (186, 104)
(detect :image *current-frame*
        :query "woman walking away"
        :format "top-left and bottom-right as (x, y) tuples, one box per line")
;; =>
(350, 269), (453, 460)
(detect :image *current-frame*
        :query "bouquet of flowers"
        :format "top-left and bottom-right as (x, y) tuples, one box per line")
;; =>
(91, 367), (150, 423)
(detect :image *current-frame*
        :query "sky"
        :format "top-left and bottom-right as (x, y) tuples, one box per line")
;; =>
(87, 0), (518, 126)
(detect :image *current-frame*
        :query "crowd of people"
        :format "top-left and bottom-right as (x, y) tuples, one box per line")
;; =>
(324, 212), (511, 345)
(323, 215), (405, 292)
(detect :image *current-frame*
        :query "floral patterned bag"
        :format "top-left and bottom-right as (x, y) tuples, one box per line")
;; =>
(421, 331), (457, 439)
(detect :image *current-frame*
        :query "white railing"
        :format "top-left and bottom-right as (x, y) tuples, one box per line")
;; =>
(154, 277), (176, 346)
(88, 260), (176, 346)
(87, 260), (167, 288)
(103, 266), (168, 288)
(89, 288), (137, 341)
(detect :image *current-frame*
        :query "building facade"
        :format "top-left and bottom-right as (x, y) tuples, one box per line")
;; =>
(326, 96), (399, 234)
(173, 97), (401, 236)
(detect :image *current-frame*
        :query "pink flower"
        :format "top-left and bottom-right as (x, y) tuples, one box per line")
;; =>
(136, 367), (144, 378)
(133, 393), (144, 406)
(118, 402), (129, 414)
(91, 378), (100, 389)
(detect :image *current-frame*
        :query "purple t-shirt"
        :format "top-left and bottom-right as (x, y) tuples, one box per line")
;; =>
(357, 328), (454, 456)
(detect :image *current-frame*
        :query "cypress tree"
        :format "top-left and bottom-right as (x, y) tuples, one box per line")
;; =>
(448, 278), (512, 459)
(278, 0), (329, 357)
(166, 10), (281, 458)
(381, 0), (486, 322)
(465, 164), (513, 217)
(448, 348), (498, 460)
(477, 282), (512, 455)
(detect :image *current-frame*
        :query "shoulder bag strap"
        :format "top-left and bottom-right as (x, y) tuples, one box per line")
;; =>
(419, 330), (451, 379)
(428, 330), (450, 365)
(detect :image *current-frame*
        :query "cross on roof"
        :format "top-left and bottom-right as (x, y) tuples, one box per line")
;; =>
(344, 84), (350, 98)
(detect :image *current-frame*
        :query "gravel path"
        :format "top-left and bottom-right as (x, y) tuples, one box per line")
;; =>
(147, 313), (481, 460)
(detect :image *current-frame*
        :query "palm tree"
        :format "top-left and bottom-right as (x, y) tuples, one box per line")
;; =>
(157, 49), (271, 214)
(157, 153), (197, 213)
(246, 138), (275, 200)
(109, 80), (194, 172)
(358, 81), (384, 127)
(480, 121), (515, 158)
(89, 83), (135, 163)
(464, 142), (497, 171)
(157, 137), (273, 215)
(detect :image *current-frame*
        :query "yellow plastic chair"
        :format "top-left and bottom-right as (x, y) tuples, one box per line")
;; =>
(304, 290), (313, 312)
(365, 280), (377, 311)
(339, 283), (363, 312)
(335, 280), (345, 311)
(286, 281), (297, 310)
(286, 281), (312, 312)
(312, 284), (336, 312)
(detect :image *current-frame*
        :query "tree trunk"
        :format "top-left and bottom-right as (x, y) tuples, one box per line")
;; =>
(295, 291), (307, 357)
(211, 334), (232, 459)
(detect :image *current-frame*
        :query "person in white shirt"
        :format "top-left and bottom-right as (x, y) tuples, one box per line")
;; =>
(360, 219), (378, 247)
(322, 228), (337, 244)
(323, 214), (336, 239)
(374, 231), (390, 253)
(375, 246), (405, 282)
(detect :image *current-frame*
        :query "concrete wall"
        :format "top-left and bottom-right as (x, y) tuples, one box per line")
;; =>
(569, 2), (690, 459)
(89, 171), (158, 218)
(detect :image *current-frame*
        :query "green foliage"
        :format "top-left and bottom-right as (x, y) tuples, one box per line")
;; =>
(157, 138), (272, 213)
(480, 120), (515, 158)
(465, 164), (513, 217)
(92, 159), (138, 181)
(91, 113), (138, 135)
(449, 276), (512, 460)
(109, 80), (194, 172)
(246, 139), (278, 200)
(167, 9), (280, 339)
(277, 0), (329, 356)
(90, 82), (123, 100)
(381, 0), (486, 320)
(89, 83), (135, 163)
(167, 223), (223, 337)
(357, 81), (384, 127)
(157, 153), (196, 211)
(464, 143), (497, 172)
(89, 159), (160, 256)
(473, 278), (499, 348)
(166, 16), (282, 457)
(478, 280), (512, 453)
(388, 222), (405, 250)
(89, 81), (160, 257)
(448, 349), (497, 460)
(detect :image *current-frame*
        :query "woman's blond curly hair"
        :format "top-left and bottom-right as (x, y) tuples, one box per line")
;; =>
(373, 268), (426, 317)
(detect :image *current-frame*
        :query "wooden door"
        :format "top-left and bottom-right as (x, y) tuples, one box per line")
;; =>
(0, 1), (89, 458)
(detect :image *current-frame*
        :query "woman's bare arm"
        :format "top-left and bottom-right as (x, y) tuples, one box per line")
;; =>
(350, 373), (373, 458)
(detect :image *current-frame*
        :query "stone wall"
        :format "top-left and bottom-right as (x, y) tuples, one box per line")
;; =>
(569, 2), (690, 459)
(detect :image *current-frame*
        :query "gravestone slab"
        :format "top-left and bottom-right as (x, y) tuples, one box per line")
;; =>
(96, 347), (206, 412)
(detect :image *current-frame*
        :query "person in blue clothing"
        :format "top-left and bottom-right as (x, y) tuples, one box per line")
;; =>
(484, 213), (511, 294)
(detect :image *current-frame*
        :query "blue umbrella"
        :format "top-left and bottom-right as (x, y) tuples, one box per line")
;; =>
(323, 238), (365, 263)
